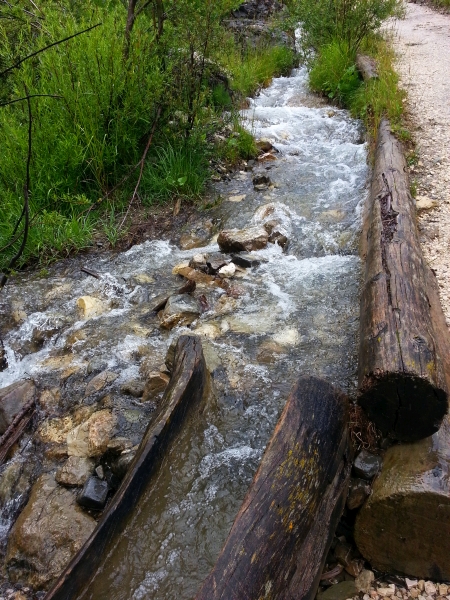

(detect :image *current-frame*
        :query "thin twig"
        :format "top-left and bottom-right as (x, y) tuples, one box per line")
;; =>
(0, 93), (61, 107)
(0, 22), (102, 78)
(81, 266), (100, 279)
(119, 106), (161, 230)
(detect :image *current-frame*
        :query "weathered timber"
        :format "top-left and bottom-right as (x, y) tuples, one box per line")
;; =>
(356, 54), (378, 81)
(44, 335), (208, 600)
(355, 415), (450, 580)
(0, 396), (35, 465)
(195, 376), (351, 600)
(358, 119), (449, 441)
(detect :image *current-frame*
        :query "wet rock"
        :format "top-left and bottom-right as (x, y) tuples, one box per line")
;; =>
(355, 569), (375, 593)
(347, 477), (371, 510)
(160, 294), (201, 330)
(228, 194), (246, 202)
(110, 448), (137, 480)
(77, 476), (109, 510)
(230, 253), (260, 269)
(142, 372), (170, 401)
(0, 380), (35, 435)
(86, 357), (107, 375)
(218, 263), (236, 278)
(193, 323), (222, 340)
(256, 139), (274, 152)
(76, 296), (106, 319)
(218, 226), (269, 253)
(264, 220), (289, 248)
(252, 173), (271, 190)
(175, 266), (216, 286)
(189, 253), (208, 269)
(120, 379), (145, 398)
(206, 254), (230, 274)
(179, 230), (209, 250)
(165, 337), (179, 372)
(55, 456), (95, 487)
(6, 474), (96, 589)
(31, 327), (58, 349)
(0, 457), (35, 508)
(256, 340), (284, 364)
(318, 580), (357, 600)
(106, 437), (133, 455)
(172, 261), (190, 275)
(84, 370), (118, 397)
(67, 409), (117, 458)
(353, 449), (382, 480)
(39, 388), (61, 415)
(0, 338), (7, 371)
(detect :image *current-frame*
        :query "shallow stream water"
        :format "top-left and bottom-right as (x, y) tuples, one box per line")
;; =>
(0, 65), (368, 597)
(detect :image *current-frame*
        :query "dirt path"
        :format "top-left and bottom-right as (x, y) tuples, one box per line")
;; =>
(389, 2), (450, 325)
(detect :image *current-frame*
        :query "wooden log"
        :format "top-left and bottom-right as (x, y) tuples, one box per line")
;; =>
(358, 119), (449, 442)
(356, 54), (378, 81)
(355, 415), (450, 580)
(44, 335), (208, 600)
(195, 376), (351, 600)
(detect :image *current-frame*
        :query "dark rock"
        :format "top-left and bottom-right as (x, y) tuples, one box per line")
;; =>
(0, 380), (35, 434)
(110, 448), (137, 480)
(218, 226), (269, 253)
(252, 174), (271, 190)
(0, 339), (8, 371)
(207, 256), (230, 274)
(86, 358), (108, 375)
(165, 337), (179, 372)
(256, 139), (274, 152)
(347, 477), (371, 510)
(77, 476), (109, 510)
(160, 294), (201, 330)
(353, 449), (382, 480)
(245, 159), (256, 171)
(230, 253), (261, 269)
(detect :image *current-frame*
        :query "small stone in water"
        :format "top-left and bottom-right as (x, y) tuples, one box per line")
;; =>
(95, 465), (105, 480)
(218, 263), (236, 278)
(77, 476), (109, 510)
(353, 449), (382, 480)
(55, 456), (95, 487)
(142, 372), (170, 401)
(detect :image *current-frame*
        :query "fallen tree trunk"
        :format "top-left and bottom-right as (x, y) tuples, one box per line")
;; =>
(195, 376), (351, 600)
(355, 414), (450, 580)
(44, 335), (208, 600)
(358, 119), (449, 442)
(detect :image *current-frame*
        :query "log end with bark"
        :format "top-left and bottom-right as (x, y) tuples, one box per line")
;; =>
(355, 415), (450, 580)
(195, 376), (351, 600)
(358, 119), (450, 442)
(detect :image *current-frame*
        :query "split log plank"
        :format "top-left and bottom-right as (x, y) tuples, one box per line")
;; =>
(359, 119), (449, 441)
(356, 54), (378, 81)
(195, 376), (351, 600)
(45, 335), (208, 600)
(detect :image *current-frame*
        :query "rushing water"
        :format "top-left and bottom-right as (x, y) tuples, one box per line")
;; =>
(0, 65), (367, 597)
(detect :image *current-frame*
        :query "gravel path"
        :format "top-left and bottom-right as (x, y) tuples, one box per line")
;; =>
(390, 2), (450, 325)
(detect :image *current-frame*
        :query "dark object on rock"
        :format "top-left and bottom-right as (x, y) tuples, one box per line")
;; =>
(0, 339), (8, 371)
(45, 335), (208, 600)
(195, 376), (351, 600)
(218, 226), (269, 253)
(0, 380), (36, 434)
(347, 478), (371, 510)
(77, 477), (109, 510)
(356, 54), (378, 81)
(355, 415), (450, 580)
(353, 449), (382, 480)
(264, 220), (289, 248)
(358, 119), (450, 441)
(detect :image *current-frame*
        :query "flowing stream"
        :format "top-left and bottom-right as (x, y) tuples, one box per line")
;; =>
(0, 64), (367, 598)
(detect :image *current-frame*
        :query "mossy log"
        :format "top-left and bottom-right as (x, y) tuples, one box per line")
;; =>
(355, 415), (450, 580)
(195, 376), (351, 600)
(45, 335), (208, 600)
(358, 119), (450, 442)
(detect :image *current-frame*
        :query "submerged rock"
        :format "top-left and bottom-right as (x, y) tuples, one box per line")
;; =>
(217, 226), (269, 253)
(160, 294), (201, 329)
(6, 474), (96, 589)
(353, 449), (382, 480)
(0, 380), (35, 434)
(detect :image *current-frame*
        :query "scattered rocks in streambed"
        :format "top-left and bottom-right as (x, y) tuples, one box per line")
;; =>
(218, 226), (269, 252)
(159, 294), (201, 330)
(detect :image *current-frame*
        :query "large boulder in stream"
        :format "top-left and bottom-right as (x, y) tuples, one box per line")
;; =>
(218, 226), (269, 253)
(355, 416), (450, 580)
(6, 473), (96, 589)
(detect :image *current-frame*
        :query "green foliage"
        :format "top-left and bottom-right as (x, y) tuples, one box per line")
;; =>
(217, 122), (258, 163)
(309, 40), (361, 105)
(286, 0), (404, 54)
